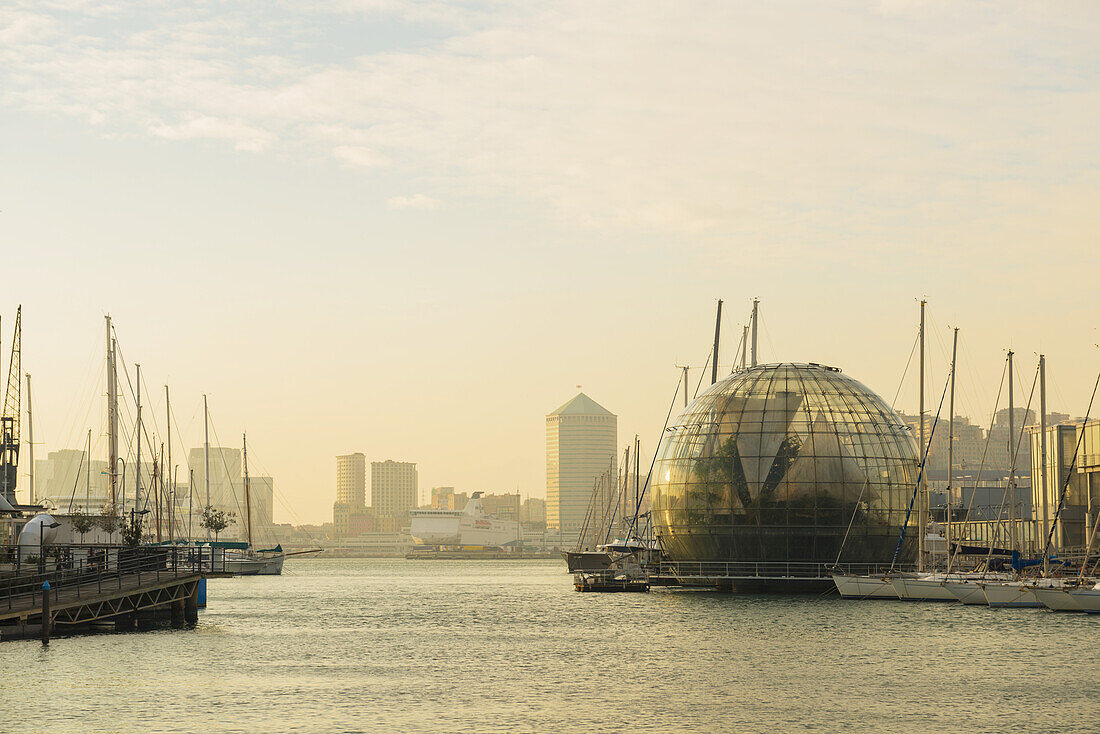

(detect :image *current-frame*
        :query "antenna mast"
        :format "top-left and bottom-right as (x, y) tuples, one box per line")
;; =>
(750, 298), (759, 367)
(711, 299), (723, 384)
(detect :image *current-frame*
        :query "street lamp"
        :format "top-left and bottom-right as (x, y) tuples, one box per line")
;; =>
(39, 520), (61, 575)
(129, 507), (151, 543)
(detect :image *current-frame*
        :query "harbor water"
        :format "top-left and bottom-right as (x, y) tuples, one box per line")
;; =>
(3, 559), (1097, 733)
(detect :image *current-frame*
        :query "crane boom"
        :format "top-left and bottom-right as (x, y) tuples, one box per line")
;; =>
(1, 306), (21, 504)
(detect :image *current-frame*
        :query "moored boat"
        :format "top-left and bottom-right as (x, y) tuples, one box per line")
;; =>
(832, 573), (898, 599)
(981, 581), (1041, 608)
(889, 574), (957, 601)
(1066, 583), (1100, 613)
(1032, 586), (1084, 612)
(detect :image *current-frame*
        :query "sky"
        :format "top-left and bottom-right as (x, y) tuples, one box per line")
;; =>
(1, 1), (1098, 524)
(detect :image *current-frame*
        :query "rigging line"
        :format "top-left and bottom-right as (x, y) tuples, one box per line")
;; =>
(207, 412), (249, 524)
(630, 374), (684, 536)
(890, 366), (953, 571)
(244, 445), (316, 541)
(64, 448), (87, 514)
(54, 340), (102, 453)
(984, 359), (1040, 570)
(948, 355), (1007, 572)
(729, 325), (746, 375)
(833, 478), (870, 567)
(1041, 364), (1100, 562)
(758, 311), (777, 363)
(891, 330), (920, 410)
(692, 349), (711, 399)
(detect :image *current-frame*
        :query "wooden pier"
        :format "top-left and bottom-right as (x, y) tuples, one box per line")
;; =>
(1, 544), (228, 641)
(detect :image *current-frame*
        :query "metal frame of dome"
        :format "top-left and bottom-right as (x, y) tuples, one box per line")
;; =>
(651, 362), (919, 578)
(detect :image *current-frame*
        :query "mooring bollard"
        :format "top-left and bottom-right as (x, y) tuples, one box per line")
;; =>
(41, 580), (51, 644)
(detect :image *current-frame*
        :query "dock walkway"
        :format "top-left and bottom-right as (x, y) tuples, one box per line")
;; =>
(1, 544), (227, 639)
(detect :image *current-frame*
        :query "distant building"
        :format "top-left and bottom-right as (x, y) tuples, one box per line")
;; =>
(247, 475), (275, 531)
(334, 452), (367, 537)
(188, 446), (241, 510)
(336, 453), (366, 508)
(372, 460), (418, 520)
(1030, 418), (1100, 549)
(546, 393), (617, 534)
(521, 497), (546, 529)
(481, 492), (521, 522)
(333, 502), (352, 538)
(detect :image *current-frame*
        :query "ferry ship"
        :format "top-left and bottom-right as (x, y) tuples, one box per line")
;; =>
(409, 492), (520, 548)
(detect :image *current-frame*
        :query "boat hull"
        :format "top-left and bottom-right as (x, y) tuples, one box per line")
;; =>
(832, 574), (897, 599)
(982, 583), (1041, 608)
(224, 557), (266, 576)
(890, 577), (958, 602)
(1066, 588), (1100, 613)
(943, 581), (988, 605)
(256, 554), (284, 575)
(564, 551), (613, 573)
(1032, 587), (1084, 612)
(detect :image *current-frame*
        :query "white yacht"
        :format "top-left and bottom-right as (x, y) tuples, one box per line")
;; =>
(980, 580), (1042, 608)
(832, 573), (898, 599)
(1065, 582), (1100, 613)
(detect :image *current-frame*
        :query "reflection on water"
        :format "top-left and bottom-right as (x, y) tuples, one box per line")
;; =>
(3, 559), (1096, 733)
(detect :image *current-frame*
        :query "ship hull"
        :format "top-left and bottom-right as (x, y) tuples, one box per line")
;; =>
(832, 574), (897, 599)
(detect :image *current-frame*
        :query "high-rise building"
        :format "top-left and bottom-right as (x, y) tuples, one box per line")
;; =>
(334, 453), (366, 536)
(371, 460), (418, 520)
(336, 453), (366, 508)
(188, 446), (241, 510)
(546, 393), (617, 534)
(247, 475), (275, 530)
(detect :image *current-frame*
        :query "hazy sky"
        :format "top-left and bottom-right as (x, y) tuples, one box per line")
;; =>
(2, 1), (1098, 524)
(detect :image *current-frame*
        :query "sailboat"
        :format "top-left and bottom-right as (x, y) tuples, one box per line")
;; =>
(832, 301), (931, 599)
(223, 432), (286, 576)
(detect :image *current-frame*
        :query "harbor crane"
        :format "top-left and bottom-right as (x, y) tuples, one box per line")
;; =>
(1, 306), (21, 505)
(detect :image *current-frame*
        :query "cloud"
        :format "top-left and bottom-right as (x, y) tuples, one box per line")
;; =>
(1, 1), (1098, 253)
(386, 193), (439, 210)
(148, 115), (277, 152)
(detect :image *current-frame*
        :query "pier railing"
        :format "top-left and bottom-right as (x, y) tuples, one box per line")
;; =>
(0, 544), (227, 612)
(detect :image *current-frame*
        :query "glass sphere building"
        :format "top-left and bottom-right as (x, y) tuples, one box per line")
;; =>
(651, 363), (918, 573)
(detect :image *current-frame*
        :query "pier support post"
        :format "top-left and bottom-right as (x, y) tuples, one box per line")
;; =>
(171, 594), (185, 626)
(185, 582), (199, 624)
(41, 581), (51, 644)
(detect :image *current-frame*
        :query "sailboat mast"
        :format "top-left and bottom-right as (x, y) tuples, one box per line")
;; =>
(1007, 351), (1016, 553)
(634, 434), (640, 535)
(946, 327), (958, 571)
(106, 317), (118, 507)
(243, 432), (252, 548)
(26, 373), (34, 504)
(86, 429), (91, 510)
(135, 362), (142, 513)
(711, 299), (723, 384)
(918, 300), (926, 573)
(203, 394), (210, 510)
(165, 384), (172, 542)
(741, 325), (749, 370)
(155, 443), (163, 542)
(1039, 354), (1048, 573)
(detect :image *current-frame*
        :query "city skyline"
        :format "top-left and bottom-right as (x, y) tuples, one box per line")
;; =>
(3, 2), (1098, 525)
